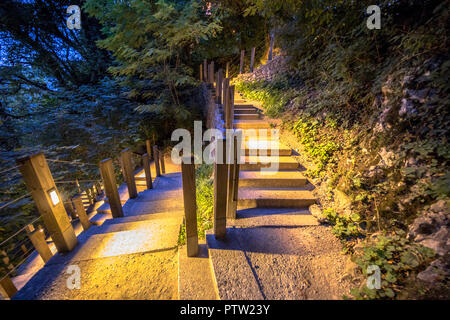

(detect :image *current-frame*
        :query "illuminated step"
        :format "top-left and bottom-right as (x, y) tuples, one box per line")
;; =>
(234, 113), (260, 120)
(239, 170), (307, 187)
(238, 188), (316, 208)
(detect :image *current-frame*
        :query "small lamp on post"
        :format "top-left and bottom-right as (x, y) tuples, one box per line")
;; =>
(47, 188), (60, 206)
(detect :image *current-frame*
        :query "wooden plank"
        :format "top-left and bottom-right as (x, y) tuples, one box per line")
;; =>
(142, 153), (153, 189)
(214, 138), (228, 239)
(181, 157), (198, 257)
(73, 195), (92, 231)
(99, 158), (123, 218)
(226, 62), (229, 78)
(199, 64), (203, 82)
(121, 149), (137, 199)
(25, 224), (53, 263)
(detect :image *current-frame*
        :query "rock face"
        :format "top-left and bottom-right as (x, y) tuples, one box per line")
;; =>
(237, 55), (290, 83)
(409, 200), (450, 286)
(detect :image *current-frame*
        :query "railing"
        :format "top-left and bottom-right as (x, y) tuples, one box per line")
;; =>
(0, 140), (167, 295)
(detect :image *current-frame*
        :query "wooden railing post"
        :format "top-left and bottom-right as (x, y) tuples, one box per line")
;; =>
(0, 276), (17, 299)
(95, 181), (102, 196)
(142, 153), (153, 189)
(121, 149), (137, 199)
(146, 139), (152, 160)
(199, 64), (203, 82)
(226, 62), (229, 78)
(64, 200), (77, 220)
(160, 148), (166, 174)
(72, 195), (92, 231)
(214, 138), (227, 239)
(208, 62), (215, 84)
(240, 49), (245, 74)
(223, 77), (229, 118)
(227, 134), (240, 219)
(217, 69), (223, 105)
(181, 156), (198, 257)
(250, 47), (255, 72)
(16, 153), (77, 252)
(99, 158), (124, 218)
(25, 224), (53, 263)
(153, 145), (161, 177)
(225, 85), (235, 130)
(86, 186), (94, 205)
(268, 33), (274, 61)
(203, 59), (208, 82)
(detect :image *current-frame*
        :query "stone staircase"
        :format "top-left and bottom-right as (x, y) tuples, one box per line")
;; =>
(180, 89), (321, 300)
(13, 159), (184, 300)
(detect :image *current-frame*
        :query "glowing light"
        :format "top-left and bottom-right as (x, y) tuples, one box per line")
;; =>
(48, 189), (60, 206)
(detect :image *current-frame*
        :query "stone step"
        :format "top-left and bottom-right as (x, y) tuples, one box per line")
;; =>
(234, 108), (259, 114)
(239, 170), (307, 188)
(230, 208), (319, 227)
(102, 210), (184, 226)
(89, 216), (183, 235)
(178, 242), (218, 300)
(243, 140), (291, 156)
(234, 120), (270, 130)
(206, 231), (264, 300)
(240, 156), (299, 170)
(234, 113), (260, 120)
(238, 188), (316, 208)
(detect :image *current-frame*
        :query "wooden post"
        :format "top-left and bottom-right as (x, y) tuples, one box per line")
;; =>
(250, 47), (255, 72)
(223, 78), (229, 116)
(146, 139), (152, 160)
(227, 135), (240, 219)
(25, 224), (53, 263)
(99, 158), (123, 218)
(142, 153), (153, 189)
(72, 195), (91, 231)
(160, 148), (166, 174)
(86, 187), (94, 205)
(217, 69), (223, 105)
(240, 49), (245, 74)
(203, 59), (208, 82)
(153, 145), (161, 177)
(181, 156), (198, 257)
(0, 276), (17, 299)
(95, 181), (102, 196)
(208, 62), (215, 84)
(225, 85), (235, 129)
(121, 149), (137, 199)
(229, 86), (235, 129)
(65, 201), (77, 220)
(268, 33), (274, 61)
(214, 138), (227, 239)
(199, 64), (203, 82)
(226, 62), (230, 78)
(16, 153), (77, 252)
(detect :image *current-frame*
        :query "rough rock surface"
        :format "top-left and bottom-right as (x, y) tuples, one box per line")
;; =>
(409, 200), (450, 287)
(237, 55), (290, 83)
